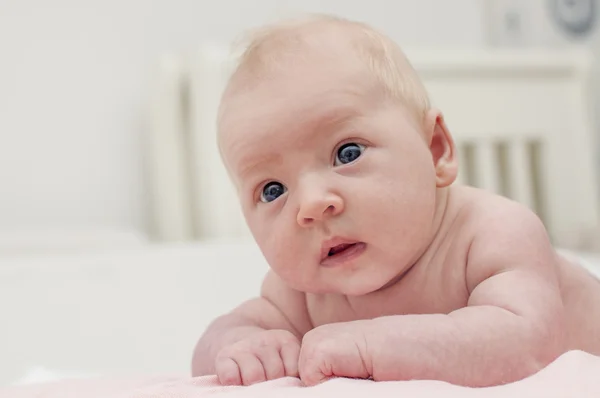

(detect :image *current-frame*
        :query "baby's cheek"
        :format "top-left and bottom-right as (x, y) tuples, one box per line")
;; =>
(258, 223), (304, 276)
(362, 176), (435, 243)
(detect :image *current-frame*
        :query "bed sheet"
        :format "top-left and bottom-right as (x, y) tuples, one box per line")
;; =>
(1, 242), (598, 387)
(0, 240), (268, 387)
(3, 350), (600, 398)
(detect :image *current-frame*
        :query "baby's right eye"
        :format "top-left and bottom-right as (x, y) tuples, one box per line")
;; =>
(260, 181), (287, 203)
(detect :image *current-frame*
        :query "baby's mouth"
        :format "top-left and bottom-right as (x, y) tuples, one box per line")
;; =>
(320, 239), (367, 266)
(328, 243), (356, 257)
(320, 237), (365, 264)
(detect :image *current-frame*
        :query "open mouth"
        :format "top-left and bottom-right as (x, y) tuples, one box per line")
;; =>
(328, 243), (356, 257)
(320, 239), (366, 266)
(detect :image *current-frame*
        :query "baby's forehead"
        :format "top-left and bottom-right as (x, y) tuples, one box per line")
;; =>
(220, 59), (376, 130)
(219, 88), (361, 151)
(218, 88), (375, 185)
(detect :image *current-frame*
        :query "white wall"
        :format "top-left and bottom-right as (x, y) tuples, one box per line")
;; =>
(0, 0), (485, 242)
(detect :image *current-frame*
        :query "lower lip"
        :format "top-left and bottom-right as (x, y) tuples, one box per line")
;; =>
(321, 242), (366, 267)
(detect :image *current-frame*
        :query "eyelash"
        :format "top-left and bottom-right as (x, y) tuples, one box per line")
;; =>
(332, 139), (366, 163)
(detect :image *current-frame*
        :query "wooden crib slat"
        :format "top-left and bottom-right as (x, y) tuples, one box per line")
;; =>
(507, 140), (534, 210)
(474, 141), (500, 193)
(148, 56), (194, 241)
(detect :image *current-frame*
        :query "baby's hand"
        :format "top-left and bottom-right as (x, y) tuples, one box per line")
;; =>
(215, 329), (301, 386)
(298, 321), (372, 386)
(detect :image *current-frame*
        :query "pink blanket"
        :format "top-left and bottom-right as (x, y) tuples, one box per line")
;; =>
(2, 350), (599, 398)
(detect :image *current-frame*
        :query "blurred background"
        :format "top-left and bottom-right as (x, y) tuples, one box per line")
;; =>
(2, 0), (600, 388)
(0, 0), (599, 255)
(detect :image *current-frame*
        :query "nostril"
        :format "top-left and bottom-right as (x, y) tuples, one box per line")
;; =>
(302, 217), (314, 225)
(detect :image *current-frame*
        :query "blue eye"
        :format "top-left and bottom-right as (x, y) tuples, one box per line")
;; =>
(335, 142), (365, 166)
(260, 181), (287, 203)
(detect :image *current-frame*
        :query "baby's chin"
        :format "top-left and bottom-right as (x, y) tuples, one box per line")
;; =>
(337, 280), (395, 297)
(274, 260), (410, 296)
(291, 275), (396, 297)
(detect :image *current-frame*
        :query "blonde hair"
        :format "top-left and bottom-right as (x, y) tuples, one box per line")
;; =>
(222, 13), (430, 120)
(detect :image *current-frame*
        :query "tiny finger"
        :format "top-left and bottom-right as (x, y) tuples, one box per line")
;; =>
(256, 346), (285, 380)
(215, 357), (241, 386)
(236, 353), (267, 385)
(299, 364), (330, 387)
(280, 341), (301, 378)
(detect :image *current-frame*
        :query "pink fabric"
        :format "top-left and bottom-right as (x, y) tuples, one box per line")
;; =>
(2, 350), (599, 398)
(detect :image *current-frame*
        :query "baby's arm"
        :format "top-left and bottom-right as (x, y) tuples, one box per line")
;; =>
(192, 270), (312, 381)
(378, 208), (565, 384)
(299, 206), (566, 386)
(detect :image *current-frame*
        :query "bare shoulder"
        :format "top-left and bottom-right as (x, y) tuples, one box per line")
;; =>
(457, 186), (559, 291)
(260, 270), (313, 336)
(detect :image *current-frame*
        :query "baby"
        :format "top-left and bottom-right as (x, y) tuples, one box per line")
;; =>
(191, 14), (600, 387)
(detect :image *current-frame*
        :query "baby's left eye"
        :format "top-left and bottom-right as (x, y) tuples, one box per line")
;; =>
(334, 142), (365, 166)
(260, 181), (287, 203)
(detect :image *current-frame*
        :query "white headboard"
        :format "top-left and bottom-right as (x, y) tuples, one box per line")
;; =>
(146, 45), (599, 250)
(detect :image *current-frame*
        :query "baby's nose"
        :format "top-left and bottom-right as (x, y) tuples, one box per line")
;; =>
(296, 191), (344, 227)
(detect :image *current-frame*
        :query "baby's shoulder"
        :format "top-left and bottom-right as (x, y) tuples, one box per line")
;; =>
(455, 185), (545, 234)
(453, 186), (556, 284)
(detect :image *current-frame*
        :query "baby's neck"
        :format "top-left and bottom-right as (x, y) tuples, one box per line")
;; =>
(431, 187), (452, 238)
(415, 186), (455, 263)
(407, 186), (453, 266)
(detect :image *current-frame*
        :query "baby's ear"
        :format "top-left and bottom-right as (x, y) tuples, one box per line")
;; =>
(424, 109), (458, 188)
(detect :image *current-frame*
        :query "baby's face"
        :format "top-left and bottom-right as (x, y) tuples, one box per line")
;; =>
(219, 55), (440, 296)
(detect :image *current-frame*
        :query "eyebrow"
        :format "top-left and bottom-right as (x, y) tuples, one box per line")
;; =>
(299, 104), (362, 147)
(315, 108), (359, 135)
(239, 152), (283, 181)
(238, 106), (362, 181)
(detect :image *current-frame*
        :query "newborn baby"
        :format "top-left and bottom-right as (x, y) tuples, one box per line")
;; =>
(191, 14), (600, 387)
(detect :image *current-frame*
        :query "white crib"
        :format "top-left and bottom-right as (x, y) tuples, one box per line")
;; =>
(147, 45), (599, 250)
